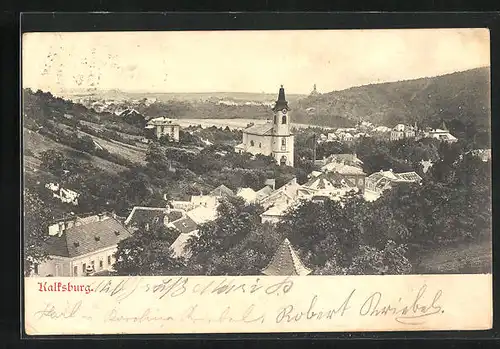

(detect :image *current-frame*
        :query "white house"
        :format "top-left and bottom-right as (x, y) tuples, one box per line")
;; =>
(33, 213), (132, 277)
(146, 116), (181, 142)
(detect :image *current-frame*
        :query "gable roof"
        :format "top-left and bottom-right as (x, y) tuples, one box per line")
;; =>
(303, 174), (336, 190)
(255, 185), (273, 200)
(124, 207), (182, 227)
(209, 184), (234, 198)
(237, 187), (258, 202)
(45, 217), (132, 258)
(262, 238), (312, 276)
(169, 215), (198, 234)
(186, 205), (218, 225)
(243, 123), (274, 136)
(326, 153), (363, 165)
(321, 162), (365, 175)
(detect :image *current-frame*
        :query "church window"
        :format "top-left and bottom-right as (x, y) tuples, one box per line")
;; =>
(282, 114), (287, 124)
(250, 140), (255, 146)
(281, 138), (286, 146)
(274, 114), (277, 124)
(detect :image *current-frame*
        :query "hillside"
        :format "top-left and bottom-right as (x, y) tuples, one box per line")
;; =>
(22, 89), (148, 174)
(297, 67), (491, 133)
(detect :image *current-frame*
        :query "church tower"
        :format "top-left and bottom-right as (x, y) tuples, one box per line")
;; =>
(272, 85), (294, 167)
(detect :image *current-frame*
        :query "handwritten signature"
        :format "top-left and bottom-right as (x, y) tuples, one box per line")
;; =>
(182, 304), (265, 324)
(34, 301), (91, 320)
(359, 284), (443, 325)
(275, 290), (356, 323)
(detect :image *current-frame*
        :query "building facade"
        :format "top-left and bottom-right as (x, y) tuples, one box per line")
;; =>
(235, 86), (295, 166)
(390, 124), (417, 141)
(145, 117), (181, 142)
(33, 213), (132, 277)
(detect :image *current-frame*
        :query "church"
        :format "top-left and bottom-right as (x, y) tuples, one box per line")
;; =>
(234, 85), (295, 167)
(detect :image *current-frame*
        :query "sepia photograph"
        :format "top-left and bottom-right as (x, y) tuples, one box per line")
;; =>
(22, 27), (492, 334)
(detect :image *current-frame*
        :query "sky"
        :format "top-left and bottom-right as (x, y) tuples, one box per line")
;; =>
(22, 29), (490, 95)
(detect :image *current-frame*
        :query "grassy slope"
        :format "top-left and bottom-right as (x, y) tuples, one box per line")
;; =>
(23, 128), (128, 174)
(414, 239), (492, 274)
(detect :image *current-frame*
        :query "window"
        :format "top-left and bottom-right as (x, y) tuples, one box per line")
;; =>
(250, 140), (254, 146)
(281, 138), (286, 151)
(107, 256), (112, 265)
(282, 115), (287, 124)
(99, 260), (103, 269)
(274, 114), (277, 124)
(82, 263), (86, 273)
(73, 266), (78, 276)
(91, 260), (95, 267)
(259, 143), (262, 148)
(34, 264), (39, 275)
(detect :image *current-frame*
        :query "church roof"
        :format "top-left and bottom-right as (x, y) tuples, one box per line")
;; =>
(243, 123), (274, 135)
(272, 85), (290, 112)
(262, 238), (311, 276)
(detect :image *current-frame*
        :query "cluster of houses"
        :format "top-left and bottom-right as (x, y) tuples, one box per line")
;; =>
(30, 86), (471, 278)
(31, 149), (426, 278)
(316, 121), (457, 145)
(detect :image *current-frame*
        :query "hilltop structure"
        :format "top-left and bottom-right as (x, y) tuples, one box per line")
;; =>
(310, 84), (319, 96)
(234, 86), (295, 166)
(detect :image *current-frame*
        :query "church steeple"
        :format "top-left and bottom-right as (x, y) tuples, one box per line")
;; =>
(272, 85), (290, 112)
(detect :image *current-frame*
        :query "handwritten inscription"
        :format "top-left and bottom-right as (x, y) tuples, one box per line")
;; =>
(29, 277), (449, 331)
(359, 285), (443, 325)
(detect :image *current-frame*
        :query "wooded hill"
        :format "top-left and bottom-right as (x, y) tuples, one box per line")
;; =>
(296, 67), (491, 133)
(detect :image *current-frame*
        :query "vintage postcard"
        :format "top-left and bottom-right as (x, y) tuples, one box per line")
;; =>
(22, 29), (492, 335)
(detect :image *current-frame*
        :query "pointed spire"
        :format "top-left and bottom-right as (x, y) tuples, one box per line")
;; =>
(262, 238), (312, 276)
(441, 120), (448, 131)
(272, 85), (290, 112)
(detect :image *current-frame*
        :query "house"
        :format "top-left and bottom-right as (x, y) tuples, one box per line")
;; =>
(186, 204), (219, 225)
(301, 172), (358, 202)
(390, 123), (417, 141)
(326, 133), (338, 141)
(260, 203), (291, 224)
(124, 206), (183, 231)
(45, 183), (80, 206)
(145, 116), (180, 142)
(208, 184), (234, 198)
(236, 187), (258, 204)
(468, 149), (491, 162)
(170, 230), (200, 258)
(255, 185), (274, 201)
(234, 86), (295, 166)
(364, 169), (422, 200)
(319, 153), (363, 168)
(259, 178), (302, 209)
(167, 215), (198, 235)
(320, 161), (367, 193)
(33, 213), (132, 277)
(261, 238), (312, 276)
(424, 128), (458, 143)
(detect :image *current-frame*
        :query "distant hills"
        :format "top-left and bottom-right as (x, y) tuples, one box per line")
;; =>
(296, 67), (491, 131)
(27, 67), (491, 138)
(57, 89), (306, 104)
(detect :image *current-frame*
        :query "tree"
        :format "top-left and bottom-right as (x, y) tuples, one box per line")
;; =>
(23, 188), (54, 275)
(113, 222), (186, 276)
(186, 196), (266, 275)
